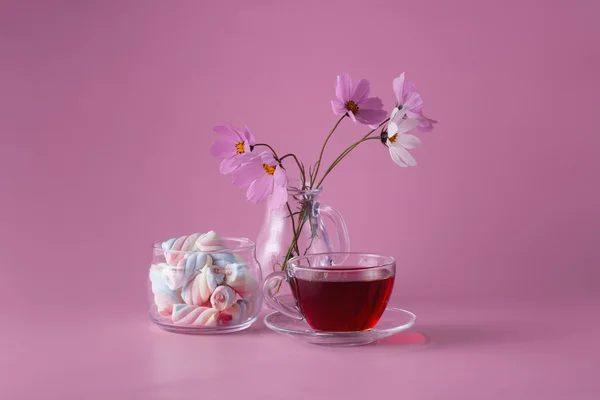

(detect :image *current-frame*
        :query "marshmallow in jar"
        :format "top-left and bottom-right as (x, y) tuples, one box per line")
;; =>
(148, 231), (263, 333)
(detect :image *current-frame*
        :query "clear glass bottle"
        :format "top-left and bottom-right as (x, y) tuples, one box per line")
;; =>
(148, 237), (263, 334)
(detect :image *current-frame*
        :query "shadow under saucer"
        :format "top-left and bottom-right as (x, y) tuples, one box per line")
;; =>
(398, 323), (542, 348)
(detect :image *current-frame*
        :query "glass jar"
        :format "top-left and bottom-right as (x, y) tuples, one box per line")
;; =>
(148, 237), (263, 334)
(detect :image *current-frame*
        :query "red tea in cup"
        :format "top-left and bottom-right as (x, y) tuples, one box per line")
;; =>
(290, 270), (394, 331)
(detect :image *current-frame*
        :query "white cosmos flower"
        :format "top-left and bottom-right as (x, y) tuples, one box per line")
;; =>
(384, 108), (421, 167)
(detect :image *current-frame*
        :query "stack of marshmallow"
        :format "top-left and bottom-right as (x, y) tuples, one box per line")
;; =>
(149, 231), (259, 327)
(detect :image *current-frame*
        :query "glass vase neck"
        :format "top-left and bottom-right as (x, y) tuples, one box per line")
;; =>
(288, 186), (323, 198)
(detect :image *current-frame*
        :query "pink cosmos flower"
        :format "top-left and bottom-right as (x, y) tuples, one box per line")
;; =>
(231, 152), (288, 209)
(210, 125), (256, 174)
(392, 73), (437, 132)
(331, 72), (387, 125)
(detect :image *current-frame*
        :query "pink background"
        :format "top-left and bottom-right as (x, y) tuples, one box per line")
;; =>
(1, 0), (599, 398)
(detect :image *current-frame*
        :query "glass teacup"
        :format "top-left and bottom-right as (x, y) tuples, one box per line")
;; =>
(263, 252), (395, 332)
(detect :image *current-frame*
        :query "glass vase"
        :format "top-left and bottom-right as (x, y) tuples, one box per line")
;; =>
(255, 186), (350, 281)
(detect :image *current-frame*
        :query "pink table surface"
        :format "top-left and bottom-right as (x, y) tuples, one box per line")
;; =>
(2, 296), (599, 399)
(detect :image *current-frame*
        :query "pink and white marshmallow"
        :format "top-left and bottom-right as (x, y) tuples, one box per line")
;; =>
(171, 304), (220, 327)
(162, 232), (201, 265)
(223, 263), (258, 297)
(221, 300), (249, 325)
(149, 263), (182, 316)
(181, 264), (224, 306)
(164, 253), (211, 291)
(210, 285), (236, 311)
(195, 230), (226, 252)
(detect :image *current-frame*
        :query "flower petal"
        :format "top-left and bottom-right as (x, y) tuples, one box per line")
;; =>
(389, 146), (407, 167)
(243, 125), (256, 146)
(331, 100), (347, 116)
(231, 151), (260, 167)
(393, 73), (418, 105)
(358, 96), (384, 111)
(417, 115), (437, 133)
(404, 81), (417, 94)
(232, 157), (264, 188)
(270, 174), (288, 209)
(335, 72), (352, 102)
(273, 164), (287, 187)
(346, 110), (358, 123)
(351, 79), (370, 104)
(395, 117), (420, 135)
(247, 174), (274, 204)
(387, 121), (399, 136)
(403, 91), (423, 114)
(397, 134), (422, 149)
(213, 125), (243, 142)
(392, 73), (406, 104)
(406, 110), (420, 119)
(210, 139), (236, 159)
(355, 108), (387, 125)
(390, 107), (408, 125)
(389, 144), (417, 167)
(219, 157), (239, 175)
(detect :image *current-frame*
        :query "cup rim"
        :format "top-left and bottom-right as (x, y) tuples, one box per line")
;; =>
(152, 236), (255, 254)
(286, 252), (396, 273)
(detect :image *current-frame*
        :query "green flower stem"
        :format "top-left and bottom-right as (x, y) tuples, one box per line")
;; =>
(315, 118), (389, 188)
(311, 115), (346, 187)
(254, 143), (279, 159)
(284, 206), (306, 263)
(285, 202), (300, 255)
(279, 153), (306, 187)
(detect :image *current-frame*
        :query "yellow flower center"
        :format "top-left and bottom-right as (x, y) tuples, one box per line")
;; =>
(388, 133), (398, 143)
(235, 142), (245, 154)
(263, 164), (276, 175)
(345, 100), (360, 114)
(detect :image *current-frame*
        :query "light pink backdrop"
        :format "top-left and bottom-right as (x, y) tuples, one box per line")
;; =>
(1, 0), (599, 398)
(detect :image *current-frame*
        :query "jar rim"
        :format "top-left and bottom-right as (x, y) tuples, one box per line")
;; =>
(152, 236), (255, 254)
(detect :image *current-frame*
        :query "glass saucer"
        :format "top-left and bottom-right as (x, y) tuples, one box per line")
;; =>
(263, 297), (416, 346)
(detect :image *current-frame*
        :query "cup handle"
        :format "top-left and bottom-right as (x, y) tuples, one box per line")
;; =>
(262, 271), (304, 320)
(319, 204), (350, 253)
